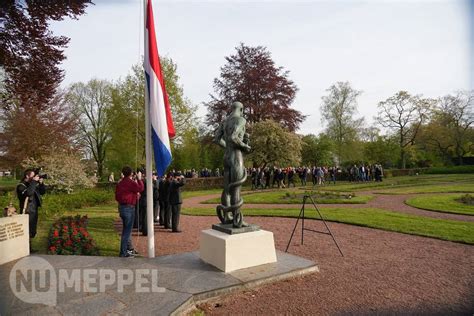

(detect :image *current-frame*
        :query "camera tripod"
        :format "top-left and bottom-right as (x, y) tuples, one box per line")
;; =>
(285, 195), (344, 257)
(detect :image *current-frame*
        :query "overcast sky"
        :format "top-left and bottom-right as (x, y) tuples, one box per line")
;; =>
(50, 0), (473, 135)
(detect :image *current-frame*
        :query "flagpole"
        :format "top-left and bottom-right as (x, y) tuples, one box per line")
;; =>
(144, 0), (155, 258)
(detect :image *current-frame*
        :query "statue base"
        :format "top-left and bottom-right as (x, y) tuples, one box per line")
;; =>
(199, 228), (277, 272)
(212, 223), (260, 235)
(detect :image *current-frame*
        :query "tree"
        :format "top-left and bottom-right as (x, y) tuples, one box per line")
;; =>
(1, 0), (92, 109)
(376, 91), (434, 168)
(0, 91), (79, 168)
(105, 59), (196, 174)
(320, 82), (364, 163)
(247, 120), (302, 168)
(437, 91), (474, 165)
(67, 79), (113, 179)
(363, 135), (399, 167)
(416, 112), (455, 165)
(301, 134), (334, 166)
(206, 43), (304, 131)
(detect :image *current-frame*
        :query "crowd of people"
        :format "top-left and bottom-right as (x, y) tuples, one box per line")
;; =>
(115, 167), (185, 258)
(248, 164), (384, 190)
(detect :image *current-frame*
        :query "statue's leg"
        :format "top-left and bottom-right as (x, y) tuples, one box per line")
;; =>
(230, 151), (245, 227)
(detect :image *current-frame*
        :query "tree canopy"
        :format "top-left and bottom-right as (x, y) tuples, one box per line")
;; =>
(206, 43), (305, 132)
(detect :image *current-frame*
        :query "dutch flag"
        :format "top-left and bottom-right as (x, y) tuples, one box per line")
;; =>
(144, 0), (175, 177)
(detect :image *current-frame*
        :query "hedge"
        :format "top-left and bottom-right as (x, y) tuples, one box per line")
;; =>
(423, 165), (474, 174)
(0, 188), (114, 218)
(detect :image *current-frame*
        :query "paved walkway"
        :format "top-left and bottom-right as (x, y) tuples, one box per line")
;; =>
(183, 190), (474, 222)
(0, 251), (316, 315)
(118, 215), (474, 314)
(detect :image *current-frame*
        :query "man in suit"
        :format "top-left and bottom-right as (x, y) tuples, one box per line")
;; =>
(163, 173), (172, 229)
(169, 173), (186, 232)
(152, 173), (159, 222)
(158, 175), (166, 226)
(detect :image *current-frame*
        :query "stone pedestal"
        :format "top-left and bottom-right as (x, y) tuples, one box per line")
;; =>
(199, 229), (277, 273)
(0, 214), (29, 265)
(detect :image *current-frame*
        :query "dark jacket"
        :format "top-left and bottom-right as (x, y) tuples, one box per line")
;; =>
(160, 179), (171, 202)
(16, 180), (46, 213)
(169, 178), (185, 205)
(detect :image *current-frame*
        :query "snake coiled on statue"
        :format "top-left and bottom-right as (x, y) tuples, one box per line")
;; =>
(216, 169), (247, 227)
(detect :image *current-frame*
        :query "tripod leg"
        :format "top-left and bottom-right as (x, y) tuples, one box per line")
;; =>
(301, 200), (305, 245)
(309, 196), (344, 257)
(285, 203), (305, 252)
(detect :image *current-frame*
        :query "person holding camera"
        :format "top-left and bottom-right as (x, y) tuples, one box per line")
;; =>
(169, 173), (186, 233)
(115, 166), (144, 257)
(16, 169), (46, 245)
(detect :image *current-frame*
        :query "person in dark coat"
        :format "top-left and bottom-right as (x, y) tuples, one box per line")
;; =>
(163, 173), (172, 229)
(158, 175), (166, 226)
(152, 174), (159, 222)
(16, 169), (46, 241)
(168, 174), (186, 232)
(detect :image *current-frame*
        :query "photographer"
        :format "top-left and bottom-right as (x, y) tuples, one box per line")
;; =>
(16, 169), (46, 244)
(169, 173), (186, 233)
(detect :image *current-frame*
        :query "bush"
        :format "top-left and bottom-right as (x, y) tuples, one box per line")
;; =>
(41, 188), (114, 218)
(458, 194), (474, 205)
(48, 215), (99, 255)
(424, 166), (474, 174)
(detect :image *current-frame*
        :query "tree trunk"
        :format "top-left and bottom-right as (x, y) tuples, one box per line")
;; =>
(400, 149), (406, 169)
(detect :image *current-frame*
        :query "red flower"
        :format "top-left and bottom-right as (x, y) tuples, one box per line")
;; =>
(53, 230), (59, 238)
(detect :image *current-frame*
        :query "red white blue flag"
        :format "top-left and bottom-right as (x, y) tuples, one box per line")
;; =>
(144, 0), (175, 177)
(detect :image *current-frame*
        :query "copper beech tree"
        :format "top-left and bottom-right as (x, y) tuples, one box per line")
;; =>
(205, 43), (305, 132)
(0, 0), (91, 168)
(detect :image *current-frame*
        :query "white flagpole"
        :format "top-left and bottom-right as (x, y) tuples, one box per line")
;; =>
(144, 0), (155, 258)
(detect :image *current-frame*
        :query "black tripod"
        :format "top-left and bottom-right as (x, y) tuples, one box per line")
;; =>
(285, 195), (344, 256)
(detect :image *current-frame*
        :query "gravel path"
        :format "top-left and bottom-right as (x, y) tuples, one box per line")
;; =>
(117, 215), (474, 315)
(183, 192), (474, 222)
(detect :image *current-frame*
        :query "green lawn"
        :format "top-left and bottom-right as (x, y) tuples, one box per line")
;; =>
(202, 190), (372, 204)
(0, 177), (16, 186)
(182, 206), (474, 245)
(405, 194), (474, 216)
(319, 174), (474, 193)
(182, 188), (223, 199)
(31, 204), (120, 256)
(376, 183), (474, 195)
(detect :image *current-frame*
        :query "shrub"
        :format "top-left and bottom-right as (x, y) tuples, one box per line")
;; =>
(48, 215), (99, 255)
(458, 194), (474, 205)
(22, 153), (97, 193)
(424, 166), (474, 174)
(41, 188), (114, 218)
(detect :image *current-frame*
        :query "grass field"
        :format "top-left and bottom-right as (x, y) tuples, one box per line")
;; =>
(405, 194), (474, 216)
(31, 204), (120, 256)
(318, 174), (474, 193)
(202, 190), (372, 204)
(375, 184), (474, 195)
(182, 206), (474, 245)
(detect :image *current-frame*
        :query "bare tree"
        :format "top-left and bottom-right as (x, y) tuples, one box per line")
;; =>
(67, 79), (112, 178)
(376, 91), (434, 168)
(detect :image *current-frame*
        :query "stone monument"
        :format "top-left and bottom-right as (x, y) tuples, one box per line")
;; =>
(199, 101), (277, 272)
(0, 214), (30, 265)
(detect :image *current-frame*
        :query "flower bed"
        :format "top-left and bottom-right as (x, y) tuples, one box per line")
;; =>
(48, 215), (99, 255)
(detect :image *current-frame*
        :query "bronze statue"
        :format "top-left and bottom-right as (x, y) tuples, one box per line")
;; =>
(214, 101), (251, 228)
